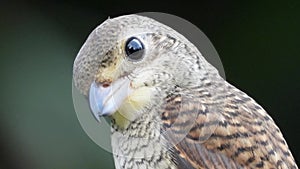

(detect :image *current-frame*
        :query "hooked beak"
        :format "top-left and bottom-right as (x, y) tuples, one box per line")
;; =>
(88, 77), (133, 122)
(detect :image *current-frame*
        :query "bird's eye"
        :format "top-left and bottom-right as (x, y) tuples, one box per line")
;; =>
(125, 37), (144, 60)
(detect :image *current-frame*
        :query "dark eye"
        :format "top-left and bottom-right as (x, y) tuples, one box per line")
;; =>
(125, 37), (144, 60)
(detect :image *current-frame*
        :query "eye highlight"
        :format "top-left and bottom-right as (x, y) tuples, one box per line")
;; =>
(125, 37), (144, 60)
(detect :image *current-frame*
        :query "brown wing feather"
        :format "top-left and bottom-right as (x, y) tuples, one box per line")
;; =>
(161, 82), (298, 169)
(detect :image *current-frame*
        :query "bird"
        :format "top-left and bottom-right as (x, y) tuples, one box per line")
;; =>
(73, 14), (298, 169)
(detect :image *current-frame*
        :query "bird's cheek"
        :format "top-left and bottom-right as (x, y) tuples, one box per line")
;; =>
(129, 70), (156, 88)
(118, 86), (154, 117)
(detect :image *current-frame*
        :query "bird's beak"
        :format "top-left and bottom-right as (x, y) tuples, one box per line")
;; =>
(88, 78), (133, 122)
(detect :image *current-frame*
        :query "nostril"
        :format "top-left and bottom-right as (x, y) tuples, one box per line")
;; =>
(102, 82), (110, 88)
(96, 79), (112, 88)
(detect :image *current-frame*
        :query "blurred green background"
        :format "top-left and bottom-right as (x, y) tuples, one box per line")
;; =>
(0, 1), (299, 169)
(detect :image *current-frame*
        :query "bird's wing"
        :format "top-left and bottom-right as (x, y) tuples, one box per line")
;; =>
(161, 82), (297, 169)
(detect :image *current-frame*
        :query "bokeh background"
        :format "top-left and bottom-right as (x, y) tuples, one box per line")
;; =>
(1, 1), (299, 169)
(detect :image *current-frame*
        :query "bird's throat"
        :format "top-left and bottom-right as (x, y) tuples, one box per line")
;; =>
(111, 111), (132, 129)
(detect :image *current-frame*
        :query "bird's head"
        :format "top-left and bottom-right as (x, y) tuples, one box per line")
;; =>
(73, 14), (215, 129)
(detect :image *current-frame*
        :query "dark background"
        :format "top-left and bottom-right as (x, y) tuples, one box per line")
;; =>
(0, 1), (299, 169)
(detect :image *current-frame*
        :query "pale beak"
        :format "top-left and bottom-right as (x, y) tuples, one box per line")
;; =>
(88, 78), (133, 122)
